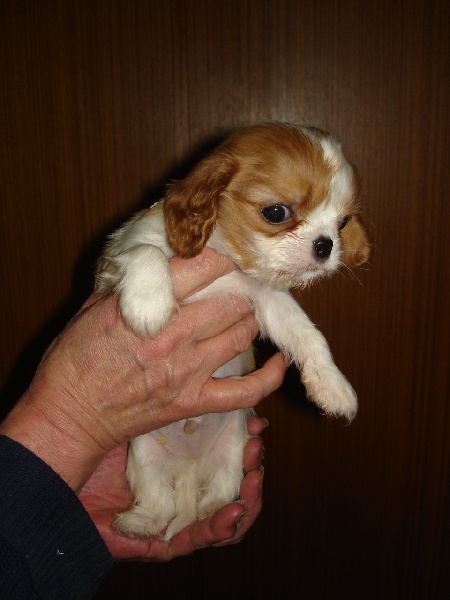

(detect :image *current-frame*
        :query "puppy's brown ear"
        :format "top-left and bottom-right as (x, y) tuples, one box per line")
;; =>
(164, 153), (237, 257)
(340, 214), (372, 267)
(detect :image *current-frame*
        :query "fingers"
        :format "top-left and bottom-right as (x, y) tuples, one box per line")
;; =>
(246, 414), (269, 437)
(106, 465), (265, 561)
(212, 469), (264, 547)
(170, 248), (237, 301)
(195, 313), (259, 373)
(183, 294), (255, 343)
(243, 436), (263, 474)
(163, 504), (244, 559)
(150, 293), (254, 358)
(200, 352), (286, 413)
(167, 467), (264, 555)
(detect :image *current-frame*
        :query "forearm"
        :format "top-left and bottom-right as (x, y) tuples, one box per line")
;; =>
(0, 357), (111, 494)
(0, 401), (102, 494)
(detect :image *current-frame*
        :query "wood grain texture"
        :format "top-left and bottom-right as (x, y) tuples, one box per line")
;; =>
(1, 1), (449, 598)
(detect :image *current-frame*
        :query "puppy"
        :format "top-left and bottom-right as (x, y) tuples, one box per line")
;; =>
(96, 123), (371, 541)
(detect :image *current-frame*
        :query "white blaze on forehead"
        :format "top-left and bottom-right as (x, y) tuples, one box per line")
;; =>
(304, 201), (341, 239)
(319, 136), (343, 167)
(319, 136), (355, 212)
(327, 161), (354, 212)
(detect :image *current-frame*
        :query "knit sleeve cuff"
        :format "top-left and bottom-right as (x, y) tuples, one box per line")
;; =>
(0, 435), (113, 599)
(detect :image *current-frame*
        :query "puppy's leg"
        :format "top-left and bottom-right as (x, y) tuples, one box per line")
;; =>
(196, 410), (249, 520)
(162, 463), (198, 541)
(255, 288), (358, 421)
(114, 435), (176, 539)
(104, 244), (177, 337)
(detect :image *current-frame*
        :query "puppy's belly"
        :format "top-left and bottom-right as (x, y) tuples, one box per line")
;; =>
(115, 352), (252, 540)
(212, 354), (247, 378)
(145, 351), (252, 456)
(148, 412), (236, 457)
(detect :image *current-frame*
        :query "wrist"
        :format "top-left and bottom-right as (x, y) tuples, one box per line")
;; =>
(0, 387), (107, 493)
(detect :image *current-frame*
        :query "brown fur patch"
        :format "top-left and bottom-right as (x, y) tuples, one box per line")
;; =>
(163, 123), (371, 272)
(164, 124), (336, 262)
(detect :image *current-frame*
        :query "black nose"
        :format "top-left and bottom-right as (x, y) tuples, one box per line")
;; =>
(313, 236), (333, 260)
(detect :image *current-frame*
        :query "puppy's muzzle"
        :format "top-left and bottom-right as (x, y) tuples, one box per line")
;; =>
(313, 236), (333, 260)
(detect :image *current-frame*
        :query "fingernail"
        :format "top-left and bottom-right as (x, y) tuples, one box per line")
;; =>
(261, 418), (269, 429)
(259, 465), (265, 490)
(234, 507), (247, 532)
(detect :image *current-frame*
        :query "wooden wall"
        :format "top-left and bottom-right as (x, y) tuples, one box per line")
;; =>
(1, 1), (449, 598)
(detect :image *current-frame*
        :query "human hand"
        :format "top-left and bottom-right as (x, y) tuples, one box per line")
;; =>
(0, 248), (286, 492)
(79, 415), (267, 561)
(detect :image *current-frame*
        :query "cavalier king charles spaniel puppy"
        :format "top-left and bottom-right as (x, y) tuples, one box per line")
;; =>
(96, 123), (371, 540)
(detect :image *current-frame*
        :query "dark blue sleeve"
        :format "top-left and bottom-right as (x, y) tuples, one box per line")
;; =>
(0, 435), (113, 599)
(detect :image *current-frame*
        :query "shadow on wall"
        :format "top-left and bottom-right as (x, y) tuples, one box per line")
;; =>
(0, 129), (261, 420)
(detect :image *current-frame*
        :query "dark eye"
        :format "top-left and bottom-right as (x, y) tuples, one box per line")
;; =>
(339, 215), (350, 230)
(261, 204), (292, 224)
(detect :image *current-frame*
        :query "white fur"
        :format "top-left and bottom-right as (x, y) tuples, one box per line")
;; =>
(114, 410), (249, 541)
(96, 129), (360, 540)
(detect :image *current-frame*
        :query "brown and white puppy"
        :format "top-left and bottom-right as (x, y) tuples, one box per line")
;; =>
(96, 123), (371, 541)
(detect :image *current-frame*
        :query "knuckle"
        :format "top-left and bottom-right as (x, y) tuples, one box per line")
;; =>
(228, 293), (252, 317)
(231, 321), (255, 353)
(146, 334), (173, 360)
(146, 315), (192, 360)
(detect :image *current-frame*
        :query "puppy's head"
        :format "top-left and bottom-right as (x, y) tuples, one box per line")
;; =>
(164, 123), (371, 288)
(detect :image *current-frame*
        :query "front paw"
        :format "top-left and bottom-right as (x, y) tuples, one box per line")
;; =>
(115, 245), (177, 337)
(119, 284), (177, 337)
(302, 361), (358, 421)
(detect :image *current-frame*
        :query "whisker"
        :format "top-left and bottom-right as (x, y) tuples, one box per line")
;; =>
(338, 262), (363, 285)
